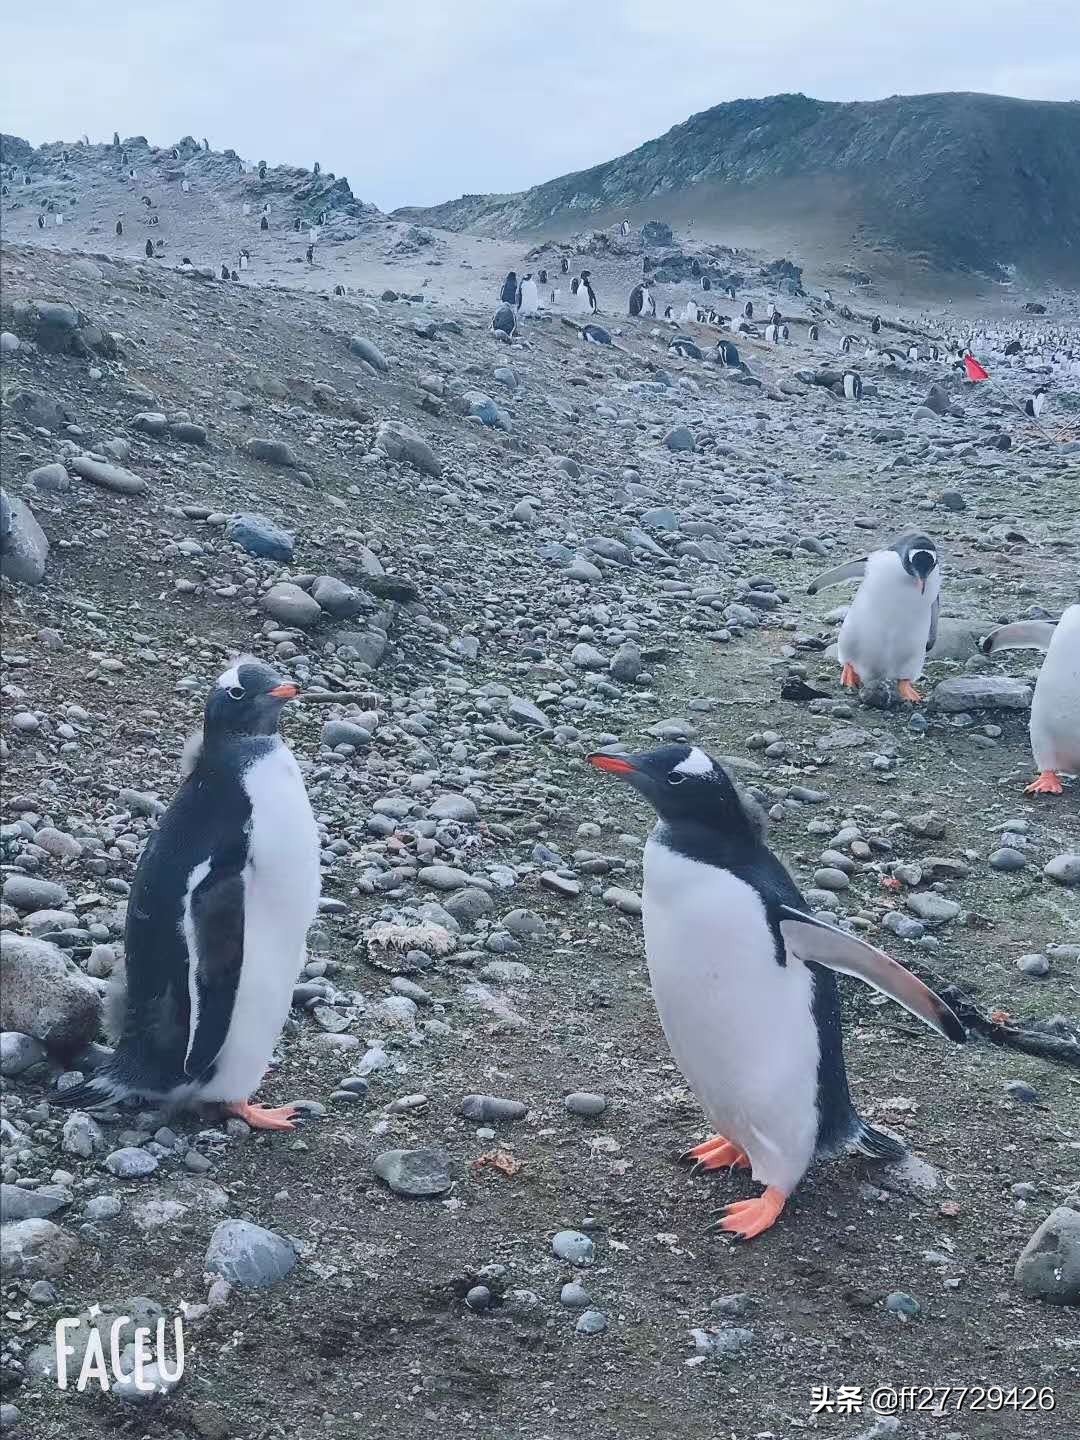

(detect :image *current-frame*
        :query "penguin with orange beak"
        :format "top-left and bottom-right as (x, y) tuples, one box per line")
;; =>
(588, 744), (964, 1239)
(55, 659), (319, 1130)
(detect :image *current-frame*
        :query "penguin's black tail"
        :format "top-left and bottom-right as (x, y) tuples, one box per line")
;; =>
(51, 1071), (134, 1110)
(854, 1122), (908, 1164)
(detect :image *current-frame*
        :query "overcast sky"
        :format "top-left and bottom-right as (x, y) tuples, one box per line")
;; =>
(4, 1), (1077, 210)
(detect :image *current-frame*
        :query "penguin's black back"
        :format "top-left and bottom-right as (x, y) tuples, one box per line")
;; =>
(111, 738), (271, 1093)
(655, 816), (860, 1158)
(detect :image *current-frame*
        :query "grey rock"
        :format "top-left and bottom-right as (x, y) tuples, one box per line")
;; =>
(2, 875), (69, 911)
(931, 676), (1032, 711)
(560, 1282), (591, 1308)
(62, 1111), (105, 1158)
(459, 1095), (527, 1123)
(69, 455), (149, 495)
(565, 1092), (608, 1118)
(571, 642), (608, 671)
(373, 1146), (452, 1197)
(11, 389), (70, 430)
(261, 582), (322, 628)
(0, 490), (49, 585)
(884, 1291), (922, 1319)
(0, 1219), (78, 1279)
(104, 1147), (159, 1178)
(375, 420), (441, 477)
(663, 425), (696, 452)
(552, 1230), (594, 1265)
(132, 411), (168, 435)
(1017, 953), (1050, 977)
(349, 335), (389, 372)
(990, 847), (1026, 872)
(226, 513), (295, 562)
(171, 421), (208, 446)
(418, 865), (472, 891)
(0, 1184), (71, 1222)
(462, 390), (504, 427)
(426, 794), (478, 822)
(321, 720), (370, 749)
(1014, 1207), (1080, 1305)
(609, 642), (643, 683)
(1044, 854), (1080, 886)
(205, 1219), (297, 1288)
(244, 437), (297, 467)
(311, 575), (365, 618)
(29, 462), (72, 494)
(575, 1309), (608, 1335)
(0, 933), (103, 1054)
(333, 630), (388, 668)
(906, 893), (961, 926)
(0, 1032), (48, 1076)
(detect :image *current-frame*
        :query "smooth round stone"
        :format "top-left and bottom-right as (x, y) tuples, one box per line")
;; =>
(552, 1230), (594, 1265)
(1005, 1080), (1038, 1104)
(1016, 953), (1050, 977)
(564, 1092), (608, 1118)
(813, 867), (850, 891)
(465, 1285), (492, 1310)
(560, 1282), (592, 1308)
(459, 1095), (526, 1123)
(884, 1291), (921, 1319)
(575, 1309), (608, 1335)
(104, 1147), (158, 1178)
(989, 847), (1026, 871)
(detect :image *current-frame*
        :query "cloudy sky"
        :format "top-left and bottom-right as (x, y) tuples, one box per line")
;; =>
(4, 1), (1077, 210)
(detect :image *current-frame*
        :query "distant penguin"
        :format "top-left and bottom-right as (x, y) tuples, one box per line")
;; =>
(871, 315), (881, 334)
(305, 244), (314, 263)
(230, 269), (238, 280)
(142, 195), (152, 206)
(663, 304), (674, 321)
(243, 202), (251, 216)
(500, 271), (518, 305)
(220, 263), (229, 279)
(716, 339), (741, 368)
(570, 276), (580, 295)
(260, 215), (269, 231)
(780, 323), (789, 340)
(263, 201), (271, 215)
(823, 289), (832, 303)
(294, 217), (302, 231)
(1004, 339), (1021, 356)
(669, 337), (703, 360)
(146, 240), (154, 257)
(53, 660), (320, 1128)
(115, 219), (123, 236)
(582, 271), (598, 313)
(113, 131), (121, 147)
(808, 323), (819, 342)
(313, 160), (320, 176)
(743, 300), (753, 319)
(1024, 386), (1048, 419)
(907, 343), (919, 361)
(37, 214), (45, 229)
(239, 250), (249, 270)
(681, 299), (700, 324)
(766, 323), (781, 344)
(538, 268), (548, 285)
(202, 137), (209, 151)
(809, 531), (940, 700)
(586, 744), (963, 1241)
(701, 275), (711, 291)
(492, 302), (517, 337)
(517, 273), (539, 316)
(561, 255), (569, 274)
(930, 344), (941, 360)
(582, 323), (612, 345)
(980, 606), (1080, 795)
(128, 168), (137, 180)
(691, 258), (701, 277)
(770, 306), (781, 325)
(333, 283), (346, 295)
(725, 285), (736, 301)
(843, 371), (863, 400)
(842, 334), (855, 353)
(258, 162), (267, 180)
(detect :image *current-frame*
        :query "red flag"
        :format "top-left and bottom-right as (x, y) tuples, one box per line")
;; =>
(963, 355), (990, 382)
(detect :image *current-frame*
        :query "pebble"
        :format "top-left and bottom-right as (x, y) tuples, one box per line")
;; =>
(1014, 1207), (1080, 1304)
(564, 1092), (608, 1118)
(373, 1147), (452, 1196)
(0, 1218), (78, 1279)
(104, 1147), (159, 1178)
(261, 582), (322, 628)
(906, 893), (960, 926)
(989, 847), (1026, 872)
(551, 1230), (594, 1265)
(205, 1219), (297, 1289)
(575, 1309), (608, 1335)
(884, 1290), (922, 1320)
(459, 1095), (527, 1123)
(225, 513), (295, 561)
(560, 1282), (591, 1308)
(1043, 853), (1080, 886)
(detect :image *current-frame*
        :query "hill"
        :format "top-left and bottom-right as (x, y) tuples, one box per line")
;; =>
(396, 92), (1080, 279)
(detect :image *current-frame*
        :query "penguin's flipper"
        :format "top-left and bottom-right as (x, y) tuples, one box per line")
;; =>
(183, 858), (246, 1080)
(980, 619), (1056, 655)
(778, 908), (965, 1043)
(806, 558), (867, 594)
(925, 594), (940, 652)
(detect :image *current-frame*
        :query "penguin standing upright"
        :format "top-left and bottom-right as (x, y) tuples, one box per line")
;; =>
(808, 323), (819, 342)
(115, 218), (123, 236)
(743, 300), (753, 319)
(305, 244), (314, 263)
(809, 532), (941, 701)
(491, 302), (517, 337)
(701, 275), (711, 291)
(53, 660), (320, 1129)
(260, 215), (269, 231)
(37, 214), (45, 229)
(725, 284), (736, 301)
(581, 270), (598, 313)
(1024, 386), (1048, 419)
(538, 268), (548, 285)
(587, 745), (964, 1240)
(146, 240), (155, 257)
(561, 255), (569, 274)
(871, 315), (881, 334)
(500, 271), (518, 305)
(220, 264), (230, 280)
(517, 273), (539, 316)
(981, 605), (1080, 794)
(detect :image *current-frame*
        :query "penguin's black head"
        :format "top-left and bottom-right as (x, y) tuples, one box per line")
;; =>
(897, 534), (938, 590)
(588, 744), (756, 834)
(204, 658), (299, 739)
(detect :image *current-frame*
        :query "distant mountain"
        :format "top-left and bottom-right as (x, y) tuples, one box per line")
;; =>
(396, 92), (1080, 278)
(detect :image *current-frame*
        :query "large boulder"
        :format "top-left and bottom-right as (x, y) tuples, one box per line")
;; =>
(226, 513), (295, 562)
(375, 420), (441, 477)
(260, 582), (321, 629)
(931, 676), (1032, 711)
(0, 489), (48, 584)
(0, 1219), (79, 1279)
(11, 389), (70, 431)
(205, 1220), (297, 1289)
(0, 933), (103, 1055)
(1014, 1208), (1080, 1305)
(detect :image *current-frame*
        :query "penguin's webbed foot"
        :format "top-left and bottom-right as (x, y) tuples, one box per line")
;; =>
(225, 1101), (299, 1132)
(897, 680), (923, 703)
(682, 1134), (751, 1172)
(709, 1185), (787, 1241)
(1025, 770), (1063, 795)
(840, 663), (861, 690)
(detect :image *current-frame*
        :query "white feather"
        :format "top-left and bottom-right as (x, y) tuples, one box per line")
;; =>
(1031, 605), (1080, 774)
(837, 550), (941, 682)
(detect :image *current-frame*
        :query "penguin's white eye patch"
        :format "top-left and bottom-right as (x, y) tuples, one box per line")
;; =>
(227, 686), (245, 701)
(673, 747), (714, 777)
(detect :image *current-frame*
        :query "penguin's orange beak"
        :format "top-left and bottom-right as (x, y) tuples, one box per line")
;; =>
(269, 682), (300, 700)
(587, 753), (637, 774)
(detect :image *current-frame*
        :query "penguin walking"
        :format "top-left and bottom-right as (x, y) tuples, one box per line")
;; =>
(808, 323), (819, 342)
(146, 240), (155, 258)
(981, 605), (1080, 794)
(581, 270), (598, 313)
(115, 218), (123, 237)
(53, 660), (320, 1129)
(629, 282), (655, 318)
(516, 273), (539, 317)
(1024, 386), (1048, 419)
(37, 214), (45, 229)
(587, 745), (964, 1240)
(809, 532), (941, 701)
(305, 244), (314, 263)
(499, 270), (518, 305)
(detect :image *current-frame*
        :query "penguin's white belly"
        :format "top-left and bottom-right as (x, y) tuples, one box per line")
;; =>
(203, 741), (320, 1100)
(1030, 618), (1080, 773)
(838, 554), (938, 682)
(642, 838), (820, 1192)
(519, 282), (538, 316)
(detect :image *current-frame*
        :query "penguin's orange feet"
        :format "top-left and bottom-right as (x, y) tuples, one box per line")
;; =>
(683, 1135), (751, 1171)
(840, 663), (861, 690)
(897, 680), (923, 703)
(710, 1186), (787, 1241)
(1025, 770), (1063, 795)
(225, 1101), (298, 1132)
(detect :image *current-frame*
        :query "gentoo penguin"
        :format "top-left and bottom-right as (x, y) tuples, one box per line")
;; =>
(842, 334), (855, 353)
(305, 244), (314, 263)
(517, 273), (539, 316)
(743, 300), (753, 319)
(981, 605), (1080, 794)
(823, 288), (832, 303)
(769, 306), (781, 325)
(313, 160), (320, 175)
(715, 339), (740, 368)
(725, 284), (736, 301)
(561, 255), (569, 274)
(1024, 386), (1048, 419)
(294, 217), (303, 231)
(766, 323), (781, 344)
(491, 302), (517, 337)
(843, 371), (863, 400)
(907, 343), (919, 361)
(809, 531), (941, 701)
(37, 214), (45, 229)
(1004, 339), (1021, 356)
(581, 270), (598, 313)
(258, 162), (267, 180)
(538, 268), (548, 285)
(239, 250), (249, 271)
(871, 315), (881, 334)
(663, 304), (674, 321)
(808, 323), (819, 342)
(690, 258), (701, 277)
(669, 336), (703, 360)
(260, 215), (269, 231)
(333, 283), (346, 295)
(115, 218), (123, 236)
(582, 323), (611, 345)
(220, 264), (230, 280)
(146, 240), (154, 257)
(629, 283), (645, 317)
(230, 269), (239, 280)
(54, 660), (320, 1128)
(587, 745), (964, 1239)
(681, 299), (700, 324)
(701, 275), (711, 291)
(500, 271), (518, 305)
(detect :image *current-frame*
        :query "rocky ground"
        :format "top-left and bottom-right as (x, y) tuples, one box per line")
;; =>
(1, 217), (1079, 1440)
